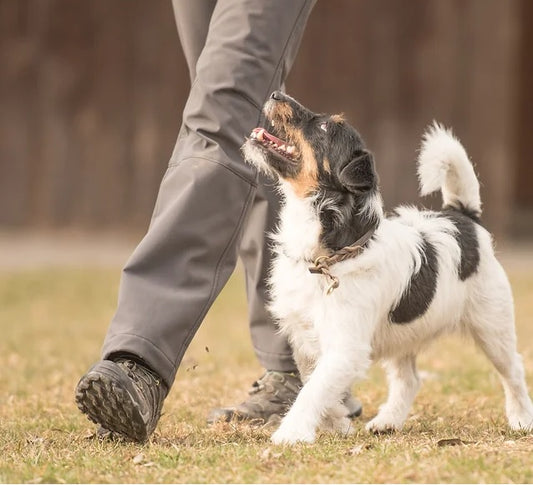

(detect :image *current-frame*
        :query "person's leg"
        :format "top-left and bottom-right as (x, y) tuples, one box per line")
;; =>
(174, 0), (296, 373)
(205, 175), (304, 425)
(175, 0), (301, 423)
(239, 174), (296, 371)
(107, 0), (315, 390)
(76, 0), (317, 442)
(172, 0), (217, 83)
(175, 0), (296, 373)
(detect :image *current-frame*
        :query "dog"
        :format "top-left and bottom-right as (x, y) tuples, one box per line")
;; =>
(241, 91), (533, 445)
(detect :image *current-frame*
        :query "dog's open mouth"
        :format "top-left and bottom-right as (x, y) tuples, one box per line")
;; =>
(249, 127), (298, 162)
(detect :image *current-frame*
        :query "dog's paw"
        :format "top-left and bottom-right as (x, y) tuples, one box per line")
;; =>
(508, 413), (533, 432)
(271, 425), (315, 445)
(365, 415), (402, 435)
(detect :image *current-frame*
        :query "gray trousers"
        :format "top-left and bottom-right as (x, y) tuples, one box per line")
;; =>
(102, 0), (316, 388)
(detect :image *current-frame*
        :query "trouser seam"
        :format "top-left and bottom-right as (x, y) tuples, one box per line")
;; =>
(149, 166), (174, 228)
(172, 180), (257, 370)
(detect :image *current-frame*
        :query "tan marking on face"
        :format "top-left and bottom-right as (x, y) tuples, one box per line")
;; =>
(282, 125), (319, 198)
(331, 113), (345, 123)
(323, 157), (331, 174)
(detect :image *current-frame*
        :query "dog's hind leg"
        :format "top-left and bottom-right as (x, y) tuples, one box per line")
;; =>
(467, 276), (533, 431)
(366, 354), (420, 433)
(468, 322), (533, 431)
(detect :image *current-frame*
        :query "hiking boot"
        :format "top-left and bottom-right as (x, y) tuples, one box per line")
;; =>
(207, 371), (302, 425)
(207, 370), (363, 425)
(75, 358), (167, 443)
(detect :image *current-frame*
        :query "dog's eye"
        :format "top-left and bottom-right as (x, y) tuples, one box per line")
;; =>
(320, 122), (328, 132)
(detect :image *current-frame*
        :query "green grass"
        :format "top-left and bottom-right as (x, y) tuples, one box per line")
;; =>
(0, 267), (532, 483)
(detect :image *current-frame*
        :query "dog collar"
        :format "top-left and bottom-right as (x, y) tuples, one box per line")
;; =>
(308, 227), (376, 295)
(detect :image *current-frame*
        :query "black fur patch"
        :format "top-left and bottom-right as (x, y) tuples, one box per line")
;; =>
(442, 206), (480, 281)
(316, 190), (379, 250)
(443, 202), (481, 224)
(390, 236), (438, 324)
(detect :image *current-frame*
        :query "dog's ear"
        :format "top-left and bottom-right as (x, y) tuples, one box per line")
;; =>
(338, 150), (377, 193)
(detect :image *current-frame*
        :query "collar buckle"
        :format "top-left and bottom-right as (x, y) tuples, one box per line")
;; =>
(307, 227), (376, 294)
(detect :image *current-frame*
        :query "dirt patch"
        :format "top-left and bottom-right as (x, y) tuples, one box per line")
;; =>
(0, 229), (140, 270)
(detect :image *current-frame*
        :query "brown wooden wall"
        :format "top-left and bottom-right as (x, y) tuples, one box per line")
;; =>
(0, 0), (527, 236)
(515, 0), (533, 237)
(0, 0), (189, 228)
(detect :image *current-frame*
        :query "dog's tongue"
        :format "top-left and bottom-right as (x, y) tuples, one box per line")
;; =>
(252, 127), (287, 146)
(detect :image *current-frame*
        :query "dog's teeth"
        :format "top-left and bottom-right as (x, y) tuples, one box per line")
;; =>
(279, 144), (286, 151)
(286, 145), (295, 154)
(256, 129), (265, 141)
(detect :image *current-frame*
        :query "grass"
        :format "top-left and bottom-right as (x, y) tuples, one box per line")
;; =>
(0, 265), (532, 483)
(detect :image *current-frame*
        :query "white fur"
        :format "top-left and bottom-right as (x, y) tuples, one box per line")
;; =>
(417, 122), (481, 215)
(263, 126), (533, 445)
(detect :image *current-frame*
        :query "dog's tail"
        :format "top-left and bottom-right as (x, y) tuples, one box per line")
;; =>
(417, 122), (481, 219)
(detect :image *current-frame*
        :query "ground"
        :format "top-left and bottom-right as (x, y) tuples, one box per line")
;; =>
(0, 230), (532, 483)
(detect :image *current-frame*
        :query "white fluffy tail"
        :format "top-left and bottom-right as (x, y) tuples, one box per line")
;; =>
(417, 122), (481, 217)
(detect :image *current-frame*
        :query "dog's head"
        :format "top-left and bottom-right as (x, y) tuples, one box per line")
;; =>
(242, 91), (382, 250)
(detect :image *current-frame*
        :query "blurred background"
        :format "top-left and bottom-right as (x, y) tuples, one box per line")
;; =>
(1, 0), (532, 250)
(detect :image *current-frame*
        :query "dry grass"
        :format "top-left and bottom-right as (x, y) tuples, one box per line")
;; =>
(0, 265), (532, 483)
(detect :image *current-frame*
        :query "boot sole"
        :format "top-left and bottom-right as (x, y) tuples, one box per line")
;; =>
(75, 361), (149, 443)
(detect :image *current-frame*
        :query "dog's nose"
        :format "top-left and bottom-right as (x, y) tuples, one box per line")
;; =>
(270, 91), (283, 100)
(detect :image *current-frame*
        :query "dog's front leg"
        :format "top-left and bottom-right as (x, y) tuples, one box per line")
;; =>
(271, 339), (371, 445)
(290, 331), (319, 384)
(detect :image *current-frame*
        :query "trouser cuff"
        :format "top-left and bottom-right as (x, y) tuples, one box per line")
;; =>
(102, 333), (177, 389)
(254, 347), (297, 373)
